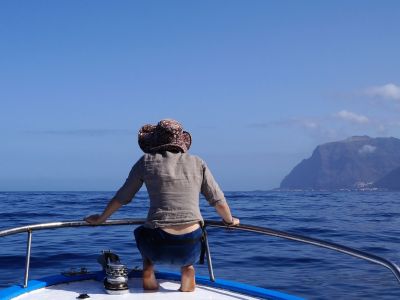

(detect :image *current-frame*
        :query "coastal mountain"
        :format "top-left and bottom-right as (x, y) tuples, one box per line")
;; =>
(280, 136), (400, 190)
(374, 166), (400, 190)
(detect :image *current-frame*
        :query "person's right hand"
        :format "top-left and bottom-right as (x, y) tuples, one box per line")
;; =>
(84, 214), (104, 225)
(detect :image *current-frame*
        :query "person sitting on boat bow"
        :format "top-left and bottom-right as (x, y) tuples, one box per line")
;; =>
(84, 119), (239, 292)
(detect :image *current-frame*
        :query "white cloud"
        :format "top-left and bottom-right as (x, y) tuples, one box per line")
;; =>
(301, 120), (318, 129)
(335, 110), (369, 124)
(364, 83), (400, 100)
(358, 144), (377, 155)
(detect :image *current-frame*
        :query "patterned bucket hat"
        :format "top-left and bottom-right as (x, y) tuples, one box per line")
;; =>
(138, 119), (192, 153)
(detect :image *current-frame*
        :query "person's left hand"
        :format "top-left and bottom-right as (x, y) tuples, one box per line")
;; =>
(84, 214), (104, 225)
(231, 217), (240, 226)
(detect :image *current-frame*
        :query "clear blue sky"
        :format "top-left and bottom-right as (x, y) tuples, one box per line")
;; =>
(1, 1), (400, 191)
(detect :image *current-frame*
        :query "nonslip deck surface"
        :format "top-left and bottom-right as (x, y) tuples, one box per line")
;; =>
(13, 278), (260, 300)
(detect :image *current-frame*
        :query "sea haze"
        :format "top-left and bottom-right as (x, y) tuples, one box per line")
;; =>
(0, 191), (399, 299)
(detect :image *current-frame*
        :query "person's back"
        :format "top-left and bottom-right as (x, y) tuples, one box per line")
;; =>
(143, 152), (205, 229)
(115, 151), (226, 228)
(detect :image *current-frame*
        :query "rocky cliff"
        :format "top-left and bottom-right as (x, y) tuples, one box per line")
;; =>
(280, 136), (400, 190)
(374, 166), (400, 190)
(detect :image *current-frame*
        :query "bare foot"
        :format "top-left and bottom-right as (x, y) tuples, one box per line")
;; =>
(180, 265), (195, 292)
(143, 259), (159, 291)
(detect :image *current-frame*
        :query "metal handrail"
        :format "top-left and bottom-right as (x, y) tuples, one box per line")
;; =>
(1, 219), (400, 288)
(0, 219), (147, 237)
(205, 221), (400, 284)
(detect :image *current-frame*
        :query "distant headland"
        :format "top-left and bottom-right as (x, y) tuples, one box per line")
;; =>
(280, 136), (400, 191)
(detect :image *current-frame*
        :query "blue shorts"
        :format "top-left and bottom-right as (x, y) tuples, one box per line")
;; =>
(134, 225), (203, 267)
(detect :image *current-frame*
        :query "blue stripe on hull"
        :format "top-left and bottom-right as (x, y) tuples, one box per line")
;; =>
(0, 270), (305, 300)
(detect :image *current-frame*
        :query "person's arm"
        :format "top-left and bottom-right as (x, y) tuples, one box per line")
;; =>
(84, 157), (144, 225)
(200, 160), (240, 226)
(84, 198), (122, 225)
(214, 201), (240, 226)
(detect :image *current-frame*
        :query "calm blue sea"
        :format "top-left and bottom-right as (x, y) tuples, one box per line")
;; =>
(0, 191), (400, 299)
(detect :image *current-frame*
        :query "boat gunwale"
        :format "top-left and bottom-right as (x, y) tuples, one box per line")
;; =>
(0, 270), (304, 300)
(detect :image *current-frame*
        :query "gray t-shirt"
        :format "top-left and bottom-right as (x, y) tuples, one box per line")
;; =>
(114, 151), (226, 228)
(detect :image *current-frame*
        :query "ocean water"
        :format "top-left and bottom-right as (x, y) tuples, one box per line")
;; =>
(0, 191), (400, 299)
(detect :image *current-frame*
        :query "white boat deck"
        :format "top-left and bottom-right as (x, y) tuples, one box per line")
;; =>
(13, 278), (260, 300)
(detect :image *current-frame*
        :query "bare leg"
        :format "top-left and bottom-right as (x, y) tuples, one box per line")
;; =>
(142, 258), (159, 290)
(180, 265), (195, 292)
